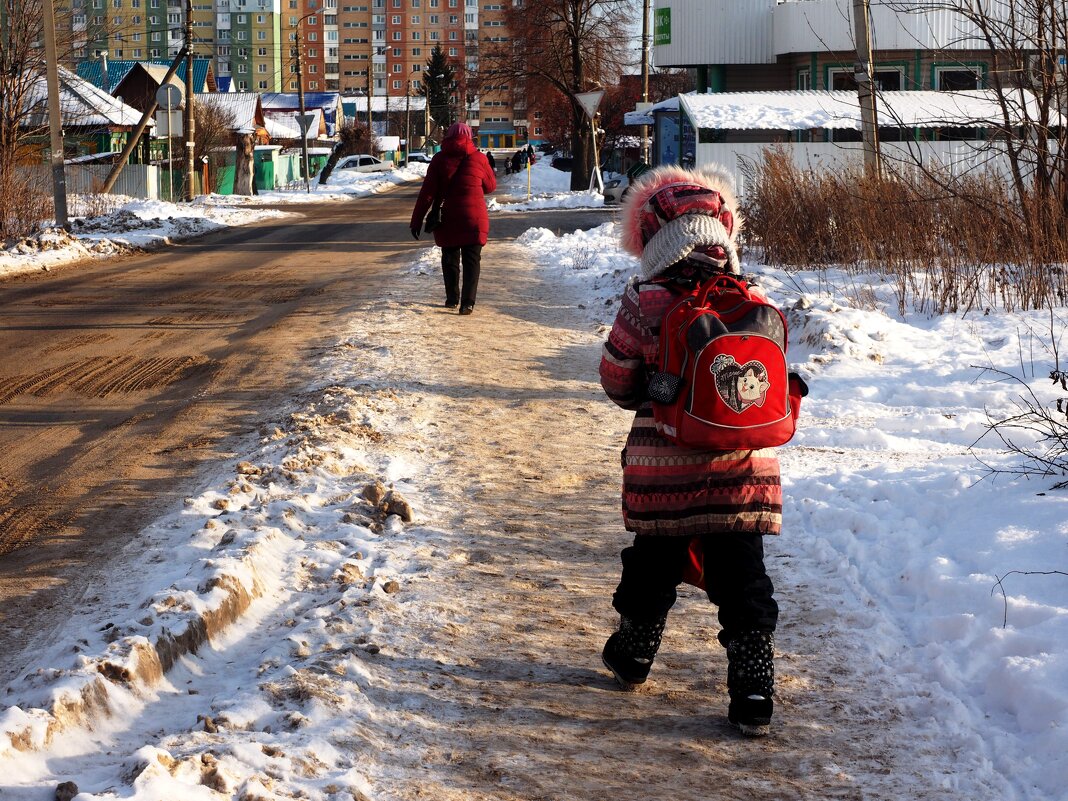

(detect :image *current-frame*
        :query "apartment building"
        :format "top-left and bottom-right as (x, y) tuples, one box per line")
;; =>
(67, 0), (535, 144)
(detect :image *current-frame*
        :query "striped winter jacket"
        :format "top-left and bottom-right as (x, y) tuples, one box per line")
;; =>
(599, 279), (783, 537)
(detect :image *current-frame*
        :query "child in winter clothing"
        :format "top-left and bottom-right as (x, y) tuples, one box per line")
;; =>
(598, 164), (783, 736)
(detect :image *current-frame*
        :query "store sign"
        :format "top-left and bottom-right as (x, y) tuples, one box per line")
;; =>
(654, 7), (671, 45)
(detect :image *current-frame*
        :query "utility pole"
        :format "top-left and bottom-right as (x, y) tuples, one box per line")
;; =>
(405, 80), (411, 160)
(42, 0), (68, 229)
(183, 0), (196, 200)
(295, 29), (311, 192)
(640, 0), (650, 165)
(852, 0), (881, 176)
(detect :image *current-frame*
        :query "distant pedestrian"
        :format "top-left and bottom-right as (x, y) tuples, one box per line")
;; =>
(410, 123), (496, 316)
(486, 150), (497, 173)
(599, 164), (792, 737)
(511, 150), (524, 174)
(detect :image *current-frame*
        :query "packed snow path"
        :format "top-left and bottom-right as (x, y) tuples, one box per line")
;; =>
(3, 219), (1063, 800)
(327, 245), (996, 800)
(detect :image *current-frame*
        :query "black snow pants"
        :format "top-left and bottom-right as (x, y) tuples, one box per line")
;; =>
(611, 531), (778, 645)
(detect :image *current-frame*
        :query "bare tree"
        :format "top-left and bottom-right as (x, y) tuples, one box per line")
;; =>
(192, 99), (238, 192)
(885, 0), (1068, 248)
(483, 0), (635, 190)
(0, 0), (80, 239)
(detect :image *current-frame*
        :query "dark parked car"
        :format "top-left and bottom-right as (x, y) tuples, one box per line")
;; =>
(550, 155), (573, 171)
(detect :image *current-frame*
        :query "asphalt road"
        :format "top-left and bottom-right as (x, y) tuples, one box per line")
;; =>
(0, 182), (613, 685)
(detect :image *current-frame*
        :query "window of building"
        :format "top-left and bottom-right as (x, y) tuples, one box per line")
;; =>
(391, 13), (399, 22)
(393, 79), (401, 88)
(411, 46), (420, 55)
(392, 63), (401, 72)
(257, 62), (267, 71)
(828, 65), (903, 91)
(237, 63), (247, 72)
(936, 67), (981, 90)
(258, 46), (267, 54)
(257, 29), (266, 39)
(797, 68), (811, 90)
(309, 63), (318, 72)
(392, 30), (401, 39)
(448, 46), (457, 55)
(448, 31), (456, 39)
(412, 30), (419, 38)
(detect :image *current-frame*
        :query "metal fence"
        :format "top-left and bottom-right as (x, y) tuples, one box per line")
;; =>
(696, 140), (1031, 197)
(62, 163), (160, 201)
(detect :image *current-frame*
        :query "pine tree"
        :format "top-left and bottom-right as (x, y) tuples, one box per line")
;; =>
(421, 45), (455, 137)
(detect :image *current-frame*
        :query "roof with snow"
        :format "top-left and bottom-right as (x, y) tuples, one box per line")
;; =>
(195, 92), (264, 131)
(261, 93), (341, 135)
(624, 96), (678, 126)
(264, 108), (322, 140)
(342, 95), (427, 115)
(25, 67), (151, 130)
(678, 89), (1062, 131)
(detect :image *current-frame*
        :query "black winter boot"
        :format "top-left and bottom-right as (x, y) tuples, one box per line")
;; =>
(725, 630), (775, 737)
(601, 615), (667, 691)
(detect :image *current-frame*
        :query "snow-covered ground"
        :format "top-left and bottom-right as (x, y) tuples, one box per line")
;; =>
(1, 212), (1066, 799)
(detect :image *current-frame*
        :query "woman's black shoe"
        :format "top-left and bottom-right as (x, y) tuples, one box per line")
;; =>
(458, 305), (474, 315)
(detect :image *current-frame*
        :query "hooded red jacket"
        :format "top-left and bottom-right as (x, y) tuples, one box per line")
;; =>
(410, 134), (497, 248)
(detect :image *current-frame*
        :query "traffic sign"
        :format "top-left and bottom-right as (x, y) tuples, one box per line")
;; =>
(574, 90), (604, 120)
(155, 82), (182, 109)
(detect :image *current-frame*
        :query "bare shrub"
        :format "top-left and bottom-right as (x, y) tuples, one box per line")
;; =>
(742, 147), (1068, 314)
(0, 170), (52, 243)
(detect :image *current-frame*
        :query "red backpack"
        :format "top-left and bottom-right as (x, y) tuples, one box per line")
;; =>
(646, 274), (806, 452)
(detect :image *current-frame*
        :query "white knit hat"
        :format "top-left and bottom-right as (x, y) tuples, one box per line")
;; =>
(638, 213), (739, 279)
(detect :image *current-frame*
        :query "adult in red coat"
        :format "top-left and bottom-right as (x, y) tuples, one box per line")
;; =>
(410, 123), (497, 315)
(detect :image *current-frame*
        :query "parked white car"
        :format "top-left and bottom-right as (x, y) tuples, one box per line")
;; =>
(602, 173), (630, 204)
(336, 154), (395, 173)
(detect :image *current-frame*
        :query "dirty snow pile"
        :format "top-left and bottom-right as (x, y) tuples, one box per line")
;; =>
(0, 197), (288, 279)
(0, 221), (1066, 800)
